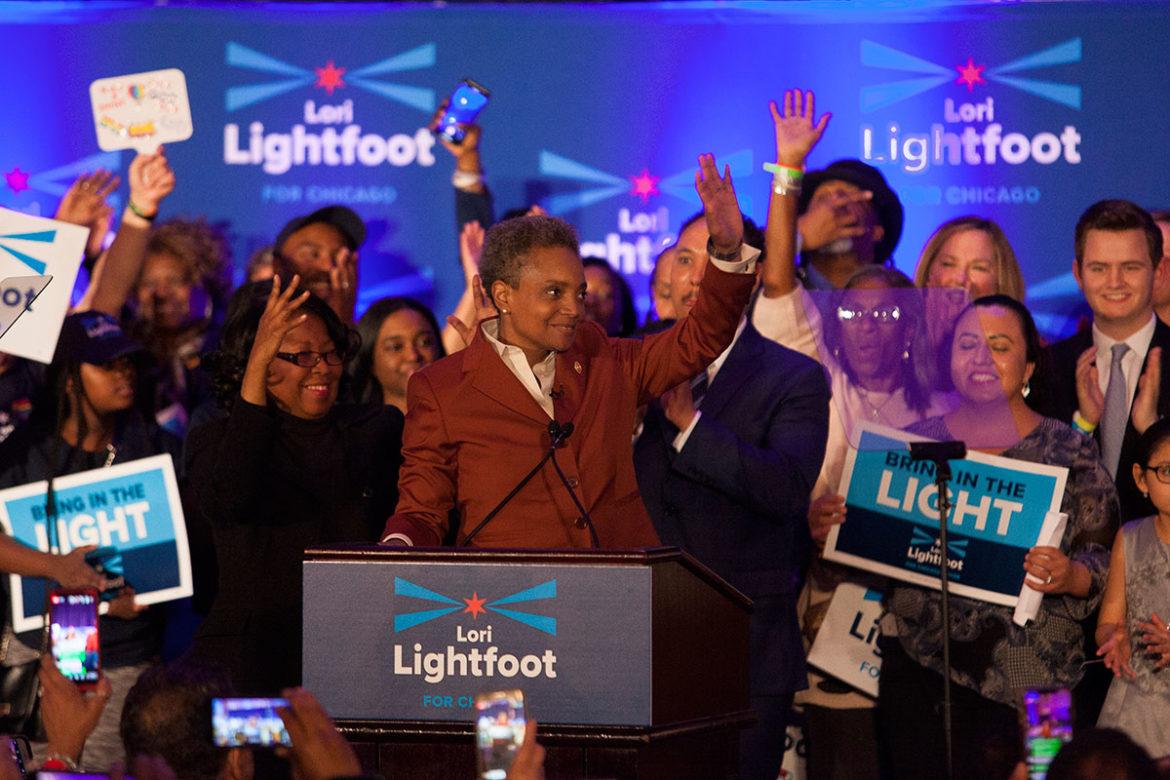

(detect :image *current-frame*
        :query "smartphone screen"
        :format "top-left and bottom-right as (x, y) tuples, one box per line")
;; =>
(475, 689), (525, 780)
(48, 589), (100, 686)
(38, 774), (132, 780)
(1022, 688), (1073, 780)
(211, 698), (292, 747)
(436, 80), (490, 144)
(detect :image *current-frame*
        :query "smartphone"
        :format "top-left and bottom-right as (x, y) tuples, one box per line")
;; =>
(211, 698), (291, 747)
(48, 588), (100, 688)
(434, 79), (490, 144)
(1021, 687), (1073, 780)
(84, 547), (126, 601)
(474, 689), (525, 780)
(38, 774), (131, 780)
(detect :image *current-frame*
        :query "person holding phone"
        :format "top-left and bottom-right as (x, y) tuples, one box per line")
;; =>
(1095, 417), (1170, 757)
(0, 311), (174, 771)
(380, 154), (758, 549)
(187, 280), (403, 694)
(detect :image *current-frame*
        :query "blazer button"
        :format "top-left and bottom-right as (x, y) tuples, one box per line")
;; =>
(574, 516), (587, 529)
(568, 477), (580, 488)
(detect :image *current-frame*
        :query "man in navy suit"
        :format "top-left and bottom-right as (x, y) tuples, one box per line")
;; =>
(634, 211), (830, 780)
(1027, 199), (1169, 524)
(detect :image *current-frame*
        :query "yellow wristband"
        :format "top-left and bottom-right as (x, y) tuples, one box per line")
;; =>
(1071, 411), (1097, 435)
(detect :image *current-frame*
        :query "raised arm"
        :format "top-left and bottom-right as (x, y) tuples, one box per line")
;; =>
(86, 149), (175, 316)
(761, 89), (830, 299)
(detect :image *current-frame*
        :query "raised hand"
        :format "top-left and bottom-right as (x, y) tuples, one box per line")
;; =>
(446, 274), (494, 350)
(459, 220), (486, 285)
(325, 247), (358, 323)
(769, 89), (831, 168)
(694, 153), (743, 255)
(56, 171), (120, 257)
(1132, 347), (1162, 434)
(1096, 623), (1136, 679)
(127, 146), (176, 217)
(1074, 346), (1105, 427)
(241, 275), (310, 406)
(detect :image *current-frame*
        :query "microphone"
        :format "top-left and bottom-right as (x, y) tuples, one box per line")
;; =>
(460, 420), (576, 547)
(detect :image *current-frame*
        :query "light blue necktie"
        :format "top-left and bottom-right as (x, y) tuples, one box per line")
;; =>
(1101, 342), (1130, 478)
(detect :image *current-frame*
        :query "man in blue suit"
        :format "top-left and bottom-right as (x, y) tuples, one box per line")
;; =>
(634, 211), (831, 780)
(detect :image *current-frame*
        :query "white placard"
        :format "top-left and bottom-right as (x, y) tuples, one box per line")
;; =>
(806, 582), (883, 697)
(90, 68), (193, 152)
(0, 208), (88, 363)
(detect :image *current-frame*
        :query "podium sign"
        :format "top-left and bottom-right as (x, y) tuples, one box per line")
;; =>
(305, 554), (666, 725)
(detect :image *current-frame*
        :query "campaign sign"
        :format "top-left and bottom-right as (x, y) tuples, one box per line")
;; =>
(0, 455), (192, 632)
(0, 208), (87, 363)
(89, 68), (193, 152)
(825, 424), (1067, 607)
(304, 560), (655, 725)
(806, 583), (883, 697)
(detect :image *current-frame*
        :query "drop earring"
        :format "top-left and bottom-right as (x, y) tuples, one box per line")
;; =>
(1022, 380), (1031, 398)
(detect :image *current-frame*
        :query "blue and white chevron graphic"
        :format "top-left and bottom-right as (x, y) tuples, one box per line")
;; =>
(537, 149), (754, 216)
(0, 228), (64, 274)
(392, 577), (558, 636)
(225, 41), (436, 113)
(908, 527), (969, 559)
(860, 38), (1082, 113)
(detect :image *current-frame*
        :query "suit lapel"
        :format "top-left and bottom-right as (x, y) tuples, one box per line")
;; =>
(553, 345), (587, 426)
(463, 334), (550, 425)
(696, 323), (762, 421)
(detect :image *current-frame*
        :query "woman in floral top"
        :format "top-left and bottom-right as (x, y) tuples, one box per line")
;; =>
(877, 296), (1118, 779)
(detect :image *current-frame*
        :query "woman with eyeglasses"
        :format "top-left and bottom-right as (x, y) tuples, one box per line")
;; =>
(751, 91), (954, 780)
(878, 295), (1118, 779)
(1095, 417), (1170, 757)
(186, 277), (403, 694)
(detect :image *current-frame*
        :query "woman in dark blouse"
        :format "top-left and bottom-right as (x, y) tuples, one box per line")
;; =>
(186, 277), (403, 694)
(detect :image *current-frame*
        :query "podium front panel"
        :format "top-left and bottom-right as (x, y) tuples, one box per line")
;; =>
(303, 559), (654, 725)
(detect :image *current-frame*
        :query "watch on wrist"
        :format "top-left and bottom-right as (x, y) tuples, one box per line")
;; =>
(706, 238), (742, 262)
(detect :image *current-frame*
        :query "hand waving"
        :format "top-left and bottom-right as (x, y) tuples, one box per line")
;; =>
(694, 153), (743, 255)
(769, 89), (831, 168)
(55, 171), (119, 256)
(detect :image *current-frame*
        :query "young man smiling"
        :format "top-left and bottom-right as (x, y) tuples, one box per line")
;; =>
(1028, 199), (1169, 522)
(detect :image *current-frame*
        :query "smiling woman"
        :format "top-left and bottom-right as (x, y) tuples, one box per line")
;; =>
(188, 278), (404, 694)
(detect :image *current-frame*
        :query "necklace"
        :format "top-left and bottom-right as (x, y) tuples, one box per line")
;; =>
(855, 385), (896, 422)
(103, 443), (116, 468)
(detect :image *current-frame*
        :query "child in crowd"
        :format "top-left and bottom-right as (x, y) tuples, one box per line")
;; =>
(1097, 418), (1170, 758)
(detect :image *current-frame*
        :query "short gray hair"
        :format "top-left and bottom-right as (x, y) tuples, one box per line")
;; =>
(480, 215), (579, 308)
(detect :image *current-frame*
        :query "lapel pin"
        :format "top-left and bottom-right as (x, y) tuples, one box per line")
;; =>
(574, 361), (583, 374)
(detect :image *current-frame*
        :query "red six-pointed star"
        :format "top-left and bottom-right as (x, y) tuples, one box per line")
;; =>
(629, 169), (660, 203)
(463, 592), (487, 619)
(955, 58), (986, 92)
(315, 60), (346, 95)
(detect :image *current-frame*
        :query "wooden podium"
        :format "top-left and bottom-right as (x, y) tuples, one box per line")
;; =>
(302, 546), (752, 779)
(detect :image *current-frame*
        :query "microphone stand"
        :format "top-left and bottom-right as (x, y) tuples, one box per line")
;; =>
(908, 439), (967, 780)
(461, 421), (574, 547)
(548, 426), (599, 548)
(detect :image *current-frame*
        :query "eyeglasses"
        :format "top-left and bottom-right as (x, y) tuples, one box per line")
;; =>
(274, 350), (344, 368)
(836, 304), (902, 325)
(1143, 463), (1170, 484)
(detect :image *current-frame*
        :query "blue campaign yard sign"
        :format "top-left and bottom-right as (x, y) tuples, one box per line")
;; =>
(0, 454), (192, 632)
(825, 425), (1067, 606)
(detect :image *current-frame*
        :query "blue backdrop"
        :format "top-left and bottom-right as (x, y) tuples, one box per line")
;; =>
(2, 0), (1167, 336)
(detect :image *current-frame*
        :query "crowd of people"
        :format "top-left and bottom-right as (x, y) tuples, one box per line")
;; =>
(1, 86), (1169, 780)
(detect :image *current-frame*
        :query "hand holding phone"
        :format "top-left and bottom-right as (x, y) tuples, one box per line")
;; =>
(48, 589), (100, 688)
(475, 689), (525, 780)
(432, 80), (490, 145)
(211, 699), (291, 748)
